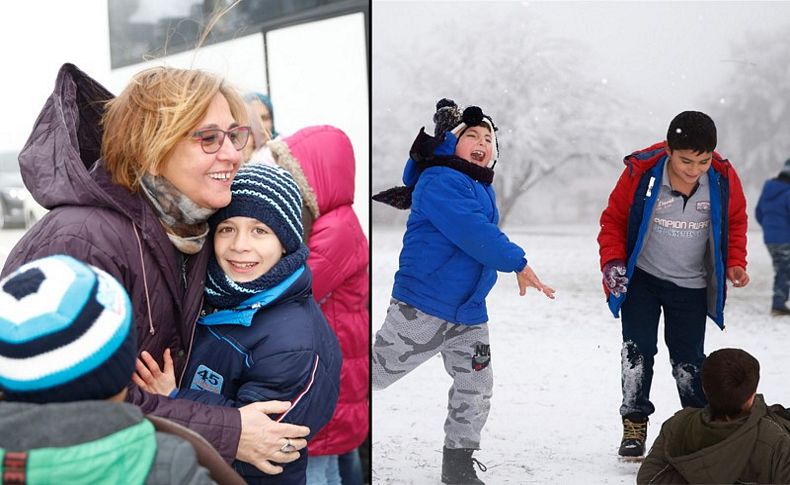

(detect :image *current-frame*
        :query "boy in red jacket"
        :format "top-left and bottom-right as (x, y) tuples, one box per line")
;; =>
(597, 111), (749, 459)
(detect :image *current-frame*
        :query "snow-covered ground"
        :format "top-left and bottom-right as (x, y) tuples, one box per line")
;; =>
(372, 223), (790, 484)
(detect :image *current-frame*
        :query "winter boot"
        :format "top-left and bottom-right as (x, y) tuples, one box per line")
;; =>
(771, 307), (790, 316)
(441, 446), (487, 484)
(618, 413), (648, 459)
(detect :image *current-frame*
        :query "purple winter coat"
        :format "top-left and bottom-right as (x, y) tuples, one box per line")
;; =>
(0, 63), (242, 462)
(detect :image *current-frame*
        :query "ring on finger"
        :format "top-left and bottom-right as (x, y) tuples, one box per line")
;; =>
(280, 438), (296, 453)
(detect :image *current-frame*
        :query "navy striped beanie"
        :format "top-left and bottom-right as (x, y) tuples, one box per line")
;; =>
(0, 255), (134, 403)
(211, 163), (304, 253)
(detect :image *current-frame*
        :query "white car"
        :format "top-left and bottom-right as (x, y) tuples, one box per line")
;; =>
(22, 191), (48, 229)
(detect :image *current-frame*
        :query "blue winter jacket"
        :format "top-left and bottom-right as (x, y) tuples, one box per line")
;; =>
(755, 176), (790, 244)
(392, 132), (527, 325)
(177, 266), (341, 485)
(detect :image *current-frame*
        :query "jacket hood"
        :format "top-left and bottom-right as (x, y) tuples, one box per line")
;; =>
(279, 125), (356, 214)
(760, 177), (790, 203)
(0, 401), (156, 482)
(402, 129), (458, 188)
(19, 63), (124, 212)
(625, 141), (731, 178)
(661, 395), (768, 483)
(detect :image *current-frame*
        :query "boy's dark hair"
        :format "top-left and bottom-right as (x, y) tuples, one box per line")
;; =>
(702, 348), (760, 419)
(666, 111), (717, 154)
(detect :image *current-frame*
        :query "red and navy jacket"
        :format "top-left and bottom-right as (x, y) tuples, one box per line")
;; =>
(597, 141), (748, 329)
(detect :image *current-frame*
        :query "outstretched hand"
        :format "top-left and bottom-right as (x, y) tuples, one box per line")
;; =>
(727, 266), (750, 288)
(516, 264), (556, 299)
(132, 349), (176, 397)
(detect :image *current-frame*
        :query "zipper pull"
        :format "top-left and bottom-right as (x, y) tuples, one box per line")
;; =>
(181, 256), (189, 290)
(646, 176), (655, 197)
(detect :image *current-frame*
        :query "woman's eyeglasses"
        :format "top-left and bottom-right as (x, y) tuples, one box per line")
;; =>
(191, 126), (251, 154)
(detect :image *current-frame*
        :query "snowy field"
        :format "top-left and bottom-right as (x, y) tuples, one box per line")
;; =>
(372, 222), (790, 484)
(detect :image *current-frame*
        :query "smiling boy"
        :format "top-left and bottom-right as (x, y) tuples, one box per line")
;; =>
(135, 163), (341, 484)
(372, 99), (554, 484)
(597, 111), (749, 460)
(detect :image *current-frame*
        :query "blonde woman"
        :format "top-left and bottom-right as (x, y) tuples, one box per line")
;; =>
(2, 63), (309, 475)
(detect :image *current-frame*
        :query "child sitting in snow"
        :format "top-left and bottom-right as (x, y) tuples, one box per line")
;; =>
(135, 163), (341, 485)
(372, 98), (555, 485)
(638, 348), (790, 484)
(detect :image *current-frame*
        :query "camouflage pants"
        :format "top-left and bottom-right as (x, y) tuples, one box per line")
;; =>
(372, 299), (493, 449)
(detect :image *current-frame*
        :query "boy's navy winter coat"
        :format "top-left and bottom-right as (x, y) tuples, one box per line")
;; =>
(177, 265), (341, 484)
(756, 176), (790, 244)
(392, 132), (527, 325)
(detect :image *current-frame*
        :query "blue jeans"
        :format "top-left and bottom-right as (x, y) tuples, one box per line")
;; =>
(306, 455), (341, 485)
(767, 243), (790, 310)
(619, 268), (708, 417)
(338, 448), (363, 485)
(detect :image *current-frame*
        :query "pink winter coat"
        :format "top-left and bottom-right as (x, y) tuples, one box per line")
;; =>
(279, 126), (369, 456)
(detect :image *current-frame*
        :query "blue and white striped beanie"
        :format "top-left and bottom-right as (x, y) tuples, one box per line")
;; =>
(211, 163), (304, 254)
(0, 255), (134, 403)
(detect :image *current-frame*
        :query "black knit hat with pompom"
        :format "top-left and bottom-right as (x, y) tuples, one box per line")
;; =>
(431, 98), (499, 163)
(433, 98), (463, 137)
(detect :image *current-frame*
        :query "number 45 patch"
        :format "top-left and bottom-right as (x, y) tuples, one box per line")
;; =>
(190, 364), (224, 394)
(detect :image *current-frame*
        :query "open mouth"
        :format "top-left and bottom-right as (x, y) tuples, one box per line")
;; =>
(470, 150), (485, 163)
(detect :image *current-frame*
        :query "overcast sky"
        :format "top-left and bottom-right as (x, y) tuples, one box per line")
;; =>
(374, 0), (790, 135)
(0, 0), (109, 153)
(3, 1), (790, 154)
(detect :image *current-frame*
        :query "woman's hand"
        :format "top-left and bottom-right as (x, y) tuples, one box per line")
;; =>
(516, 264), (556, 299)
(132, 349), (177, 396)
(237, 401), (310, 474)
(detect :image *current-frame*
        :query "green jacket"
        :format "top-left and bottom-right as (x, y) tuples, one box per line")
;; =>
(638, 395), (790, 484)
(0, 401), (213, 485)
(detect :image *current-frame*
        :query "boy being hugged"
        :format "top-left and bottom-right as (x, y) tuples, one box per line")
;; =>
(598, 111), (749, 460)
(373, 99), (555, 485)
(136, 164), (341, 485)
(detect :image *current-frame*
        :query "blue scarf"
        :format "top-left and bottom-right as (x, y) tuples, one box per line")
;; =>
(205, 244), (309, 309)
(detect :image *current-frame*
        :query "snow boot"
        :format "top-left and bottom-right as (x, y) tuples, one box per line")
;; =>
(771, 307), (790, 316)
(618, 413), (648, 459)
(441, 446), (487, 484)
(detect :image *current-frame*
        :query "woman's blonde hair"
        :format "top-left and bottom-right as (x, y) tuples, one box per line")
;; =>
(101, 67), (247, 191)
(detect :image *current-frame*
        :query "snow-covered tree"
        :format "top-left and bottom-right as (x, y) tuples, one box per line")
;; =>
(706, 27), (790, 196)
(373, 2), (642, 226)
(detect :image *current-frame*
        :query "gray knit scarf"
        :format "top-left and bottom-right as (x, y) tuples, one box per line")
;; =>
(139, 174), (217, 254)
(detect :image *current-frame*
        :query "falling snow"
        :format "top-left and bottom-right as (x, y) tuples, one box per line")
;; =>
(373, 223), (790, 483)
